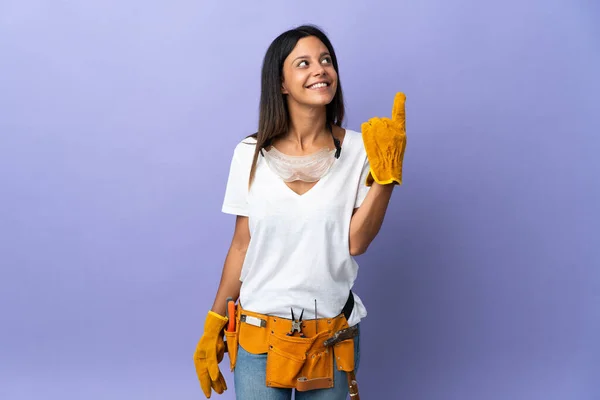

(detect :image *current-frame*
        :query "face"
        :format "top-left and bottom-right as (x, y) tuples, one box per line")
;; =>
(281, 36), (338, 108)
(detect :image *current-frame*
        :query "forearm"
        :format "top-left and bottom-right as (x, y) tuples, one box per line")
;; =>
(348, 182), (394, 255)
(210, 244), (246, 316)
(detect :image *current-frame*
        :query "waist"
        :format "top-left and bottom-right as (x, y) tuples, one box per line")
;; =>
(238, 305), (348, 340)
(239, 288), (354, 321)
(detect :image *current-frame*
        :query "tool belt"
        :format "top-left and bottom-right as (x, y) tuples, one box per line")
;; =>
(225, 293), (356, 391)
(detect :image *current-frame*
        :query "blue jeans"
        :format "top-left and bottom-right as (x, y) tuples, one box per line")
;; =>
(234, 324), (361, 400)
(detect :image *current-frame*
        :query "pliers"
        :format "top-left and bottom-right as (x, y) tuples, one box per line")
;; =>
(287, 308), (305, 337)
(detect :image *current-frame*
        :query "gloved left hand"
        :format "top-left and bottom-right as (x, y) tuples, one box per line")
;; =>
(361, 92), (407, 186)
(193, 311), (228, 398)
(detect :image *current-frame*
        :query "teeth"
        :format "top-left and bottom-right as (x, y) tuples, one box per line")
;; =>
(309, 82), (328, 89)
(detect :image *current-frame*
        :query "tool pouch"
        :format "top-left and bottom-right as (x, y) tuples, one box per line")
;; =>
(332, 336), (355, 372)
(238, 308), (270, 354)
(224, 306), (240, 371)
(224, 330), (238, 371)
(266, 329), (334, 389)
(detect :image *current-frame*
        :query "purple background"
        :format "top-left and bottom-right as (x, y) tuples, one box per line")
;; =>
(1, 1), (599, 399)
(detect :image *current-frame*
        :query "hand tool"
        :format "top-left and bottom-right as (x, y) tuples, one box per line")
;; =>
(287, 308), (305, 337)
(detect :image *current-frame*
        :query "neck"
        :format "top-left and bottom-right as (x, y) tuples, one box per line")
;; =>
(283, 102), (328, 150)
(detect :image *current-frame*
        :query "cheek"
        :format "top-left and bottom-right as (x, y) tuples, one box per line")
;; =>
(329, 68), (338, 83)
(288, 73), (308, 93)
(330, 74), (339, 91)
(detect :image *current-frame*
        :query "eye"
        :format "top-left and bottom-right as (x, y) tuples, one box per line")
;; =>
(298, 60), (308, 67)
(321, 56), (332, 64)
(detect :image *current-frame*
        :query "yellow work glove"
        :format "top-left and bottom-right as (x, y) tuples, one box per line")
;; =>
(361, 92), (407, 186)
(193, 311), (228, 398)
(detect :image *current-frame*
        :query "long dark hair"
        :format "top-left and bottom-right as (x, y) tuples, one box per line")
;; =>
(247, 24), (345, 188)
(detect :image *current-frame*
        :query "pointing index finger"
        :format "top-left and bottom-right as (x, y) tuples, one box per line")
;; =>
(391, 92), (406, 123)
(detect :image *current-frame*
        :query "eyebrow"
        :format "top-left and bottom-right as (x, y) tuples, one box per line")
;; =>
(292, 52), (331, 63)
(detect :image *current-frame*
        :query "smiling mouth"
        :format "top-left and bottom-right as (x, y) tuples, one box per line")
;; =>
(306, 82), (330, 89)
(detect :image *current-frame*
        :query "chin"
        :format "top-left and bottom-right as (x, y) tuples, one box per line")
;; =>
(308, 98), (334, 107)
(304, 92), (336, 107)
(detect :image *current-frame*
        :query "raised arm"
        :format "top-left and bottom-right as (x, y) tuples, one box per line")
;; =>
(348, 183), (394, 255)
(348, 92), (407, 255)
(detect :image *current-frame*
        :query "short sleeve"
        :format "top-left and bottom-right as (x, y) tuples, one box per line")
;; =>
(222, 145), (251, 216)
(354, 154), (371, 208)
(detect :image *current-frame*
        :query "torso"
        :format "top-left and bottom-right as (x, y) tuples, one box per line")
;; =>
(222, 128), (370, 325)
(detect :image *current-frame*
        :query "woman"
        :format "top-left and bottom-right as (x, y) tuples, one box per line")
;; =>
(194, 24), (406, 400)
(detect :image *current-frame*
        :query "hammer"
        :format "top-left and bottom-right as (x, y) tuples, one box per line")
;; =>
(323, 325), (360, 399)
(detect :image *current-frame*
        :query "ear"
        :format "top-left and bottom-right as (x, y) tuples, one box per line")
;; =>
(281, 83), (289, 94)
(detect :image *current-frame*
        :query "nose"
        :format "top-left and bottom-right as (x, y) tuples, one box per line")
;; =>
(312, 62), (327, 77)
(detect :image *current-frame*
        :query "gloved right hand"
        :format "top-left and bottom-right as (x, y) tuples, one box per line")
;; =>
(193, 311), (229, 398)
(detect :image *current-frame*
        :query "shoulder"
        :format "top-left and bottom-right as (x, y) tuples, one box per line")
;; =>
(342, 129), (361, 144)
(342, 129), (367, 157)
(232, 135), (258, 163)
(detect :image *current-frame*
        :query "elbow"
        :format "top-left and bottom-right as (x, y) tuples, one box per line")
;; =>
(350, 247), (366, 256)
(349, 240), (369, 256)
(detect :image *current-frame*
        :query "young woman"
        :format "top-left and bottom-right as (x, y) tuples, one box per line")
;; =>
(194, 24), (406, 400)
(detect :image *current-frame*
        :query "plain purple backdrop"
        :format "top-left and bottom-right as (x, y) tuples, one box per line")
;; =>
(1, 1), (599, 399)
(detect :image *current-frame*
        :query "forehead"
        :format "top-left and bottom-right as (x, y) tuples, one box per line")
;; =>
(289, 36), (329, 57)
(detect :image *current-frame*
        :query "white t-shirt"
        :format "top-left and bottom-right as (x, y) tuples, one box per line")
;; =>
(221, 129), (370, 326)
